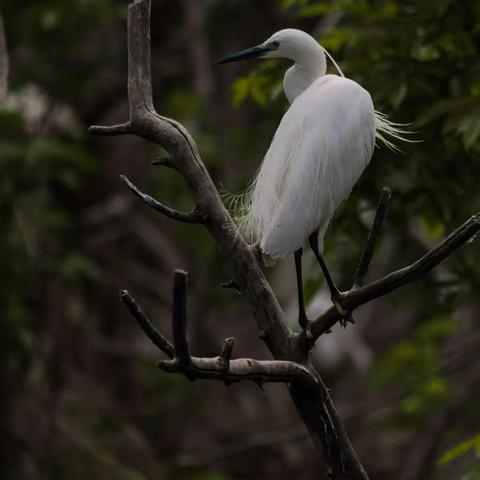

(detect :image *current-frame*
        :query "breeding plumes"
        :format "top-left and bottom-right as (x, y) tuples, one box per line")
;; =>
(217, 29), (410, 332)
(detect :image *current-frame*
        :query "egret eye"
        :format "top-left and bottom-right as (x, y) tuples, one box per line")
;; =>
(271, 41), (280, 49)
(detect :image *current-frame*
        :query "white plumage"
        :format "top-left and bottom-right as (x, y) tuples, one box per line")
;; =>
(241, 74), (375, 258)
(219, 29), (407, 261)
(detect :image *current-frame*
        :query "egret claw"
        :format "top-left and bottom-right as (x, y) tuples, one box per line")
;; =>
(332, 295), (348, 316)
(298, 312), (314, 344)
(305, 321), (313, 340)
(331, 292), (354, 328)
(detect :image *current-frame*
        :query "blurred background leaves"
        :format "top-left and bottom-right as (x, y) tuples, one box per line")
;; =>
(1, 0), (479, 479)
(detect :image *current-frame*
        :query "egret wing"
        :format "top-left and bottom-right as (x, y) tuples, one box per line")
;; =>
(248, 75), (375, 258)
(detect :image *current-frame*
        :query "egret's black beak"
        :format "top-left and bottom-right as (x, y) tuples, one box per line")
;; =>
(215, 44), (272, 65)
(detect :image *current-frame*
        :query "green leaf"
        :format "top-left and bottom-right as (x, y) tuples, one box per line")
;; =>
(232, 73), (273, 107)
(438, 434), (480, 465)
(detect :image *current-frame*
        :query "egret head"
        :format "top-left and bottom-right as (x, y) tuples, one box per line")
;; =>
(215, 29), (324, 67)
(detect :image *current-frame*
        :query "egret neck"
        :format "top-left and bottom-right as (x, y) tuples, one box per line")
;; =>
(282, 44), (326, 104)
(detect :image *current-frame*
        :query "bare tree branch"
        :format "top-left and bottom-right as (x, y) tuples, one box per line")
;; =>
(88, 122), (131, 136)
(120, 289), (174, 358)
(298, 213), (480, 349)
(120, 175), (201, 224)
(89, 0), (292, 362)
(354, 186), (391, 287)
(122, 270), (319, 387)
(158, 355), (319, 386)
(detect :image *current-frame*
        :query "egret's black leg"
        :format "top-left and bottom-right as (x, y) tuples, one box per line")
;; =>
(309, 230), (348, 321)
(294, 248), (309, 332)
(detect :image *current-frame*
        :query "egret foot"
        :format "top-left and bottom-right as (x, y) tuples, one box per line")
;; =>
(305, 321), (313, 340)
(299, 312), (313, 339)
(330, 290), (354, 328)
(331, 291), (348, 315)
(332, 295), (348, 316)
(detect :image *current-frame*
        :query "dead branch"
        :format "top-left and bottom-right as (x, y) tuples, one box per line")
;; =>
(120, 175), (201, 223)
(296, 213), (480, 351)
(123, 270), (319, 388)
(89, 1), (479, 478)
(354, 187), (392, 287)
(120, 289), (174, 359)
(88, 122), (130, 135)
(89, 0), (292, 363)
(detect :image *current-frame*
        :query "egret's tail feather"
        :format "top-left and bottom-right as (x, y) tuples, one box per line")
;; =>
(374, 110), (418, 152)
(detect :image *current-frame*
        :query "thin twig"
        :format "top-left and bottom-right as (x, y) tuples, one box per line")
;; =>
(354, 187), (392, 287)
(120, 272), (319, 387)
(120, 175), (200, 224)
(119, 290), (175, 358)
(88, 123), (131, 136)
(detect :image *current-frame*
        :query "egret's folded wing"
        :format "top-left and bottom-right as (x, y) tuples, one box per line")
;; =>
(257, 76), (375, 258)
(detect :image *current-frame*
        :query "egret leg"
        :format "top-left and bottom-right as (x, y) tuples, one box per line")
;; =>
(308, 230), (347, 314)
(294, 248), (310, 333)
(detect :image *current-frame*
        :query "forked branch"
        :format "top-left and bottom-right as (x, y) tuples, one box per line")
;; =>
(354, 186), (392, 287)
(297, 212), (480, 350)
(121, 270), (319, 388)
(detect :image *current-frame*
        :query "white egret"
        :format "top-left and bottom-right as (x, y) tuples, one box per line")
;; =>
(217, 29), (409, 331)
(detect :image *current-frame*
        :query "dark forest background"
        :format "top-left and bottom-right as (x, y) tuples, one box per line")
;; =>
(1, 1), (480, 479)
